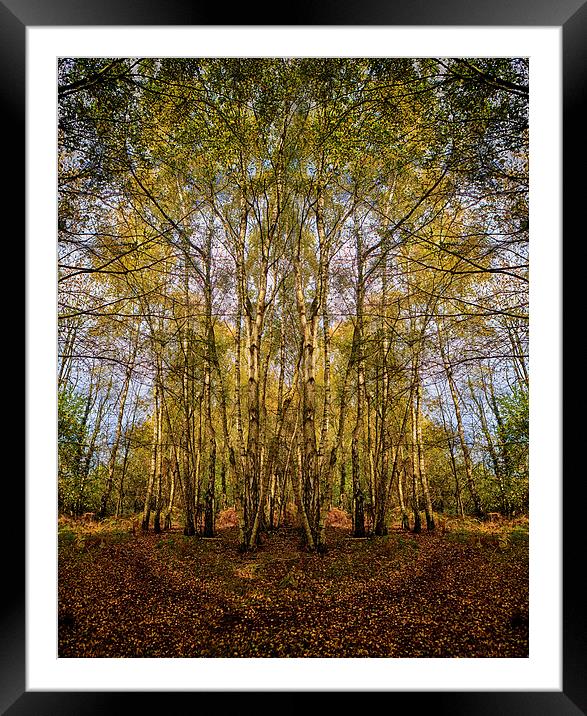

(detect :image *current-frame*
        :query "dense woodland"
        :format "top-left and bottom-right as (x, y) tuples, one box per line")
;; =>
(58, 57), (529, 553)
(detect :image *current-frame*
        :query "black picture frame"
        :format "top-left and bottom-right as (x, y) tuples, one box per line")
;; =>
(11, 1), (583, 713)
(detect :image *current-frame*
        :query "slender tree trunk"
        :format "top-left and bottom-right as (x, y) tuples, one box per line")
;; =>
(486, 372), (514, 510)
(397, 454), (410, 531)
(142, 379), (160, 531)
(374, 233), (391, 536)
(351, 355), (366, 538)
(469, 378), (509, 515)
(294, 444), (315, 550)
(374, 332), (390, 535)
(339, 462), (346, 509)
(293, 256), (323, 549)
(504, 318), (529, 390)
(438, 322), (485, 519)
(351, 229), (366, 539)
(58, 319), (79, 390)
(241, 247), (269, 550)
(77, 374), (113, 516)
(162, 385), (195, 535)
(410, 389), (422, 534)
(164, 449), (176, 531)
(202, 246), (217, 538)
(72, 380), (96, 516)
(365, 390), (376, 531)
(99, 337), (137, 519)
(153, 405), (164, 534)
(415, 375), (435, 530)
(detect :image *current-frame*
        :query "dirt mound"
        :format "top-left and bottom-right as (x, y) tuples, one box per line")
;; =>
(325, 507), (352, 529)
(216, 507), (239, 528)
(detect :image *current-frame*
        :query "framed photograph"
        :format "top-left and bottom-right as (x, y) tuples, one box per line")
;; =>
(13, 0), (582, 712)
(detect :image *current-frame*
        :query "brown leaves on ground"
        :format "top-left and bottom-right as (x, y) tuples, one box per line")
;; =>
(58, 517), (528, 658)
(215, 507), (239, 529)
(324, 508), (353, 529)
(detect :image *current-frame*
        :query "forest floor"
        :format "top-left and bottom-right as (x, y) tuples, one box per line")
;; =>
(58, 512), (529, 658)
